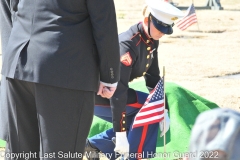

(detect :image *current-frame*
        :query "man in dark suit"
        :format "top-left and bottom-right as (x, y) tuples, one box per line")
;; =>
(0, 0), (124, 159)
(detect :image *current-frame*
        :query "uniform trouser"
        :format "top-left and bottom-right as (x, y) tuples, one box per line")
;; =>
(5, 78), (95, 160)
(89, 91), (159, 160)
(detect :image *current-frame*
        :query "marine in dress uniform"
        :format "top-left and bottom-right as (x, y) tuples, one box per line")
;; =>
(85, 1), (184, 160)
(0, 0), (120, 159)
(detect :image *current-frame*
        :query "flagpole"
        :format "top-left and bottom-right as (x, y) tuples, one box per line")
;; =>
(163, 66), (166, 159)
(192, 0), (200, 31)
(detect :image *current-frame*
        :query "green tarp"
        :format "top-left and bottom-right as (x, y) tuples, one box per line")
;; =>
(0, 80), (219, 159)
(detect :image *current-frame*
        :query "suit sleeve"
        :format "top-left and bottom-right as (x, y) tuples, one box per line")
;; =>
(110, 42), (136, 132)
(0, 0), (19, 55)
(87, 0), (120, 84)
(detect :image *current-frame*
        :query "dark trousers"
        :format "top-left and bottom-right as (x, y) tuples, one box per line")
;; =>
(5, 78), (95, 160)
(0, 76), (8, 141)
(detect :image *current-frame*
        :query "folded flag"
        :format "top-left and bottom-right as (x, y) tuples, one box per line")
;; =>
(176, 4), (197, 31)
(132, 79), (165, 129)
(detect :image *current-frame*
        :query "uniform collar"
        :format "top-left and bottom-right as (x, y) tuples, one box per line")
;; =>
(138, 22), (153, 45)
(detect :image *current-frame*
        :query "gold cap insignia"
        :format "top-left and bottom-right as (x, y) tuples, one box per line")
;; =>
(171, 17), (178, 21)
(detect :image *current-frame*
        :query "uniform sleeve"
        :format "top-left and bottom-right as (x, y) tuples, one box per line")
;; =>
(144, 50), (160, 90)
(110, 42), (136, 132)
(87, 0), (120, 84)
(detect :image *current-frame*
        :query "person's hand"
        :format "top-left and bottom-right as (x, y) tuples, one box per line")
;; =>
(97, 82), (105, 97)
(159, 109), (170, 137)
(102, 86), (116, 99)
(97, 82), (116, 99)
(114, 132), (129, 156)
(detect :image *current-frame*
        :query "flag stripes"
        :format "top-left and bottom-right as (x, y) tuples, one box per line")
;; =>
(135, 110), (164, 121)
(176, 4), (197, 31)
(177, 14), (197, 30)
(136, 103), (164, 114)
(132, 117), (164, 128)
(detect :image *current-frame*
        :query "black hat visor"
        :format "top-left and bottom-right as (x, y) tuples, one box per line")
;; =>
(151, 15), (173, 35)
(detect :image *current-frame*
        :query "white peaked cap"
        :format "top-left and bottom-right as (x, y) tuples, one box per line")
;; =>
(146, 0), (184, 24)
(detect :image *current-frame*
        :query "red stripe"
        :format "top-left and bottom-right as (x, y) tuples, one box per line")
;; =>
(137, 125), (148, 160)
(177, 17), (197, 29)
(177, 18), (197, 30)
(176, 13), (196, 25)
(179, 20), (197, 31)
(177, 14), (197, 27)
(136, 38), (141, 46)
(180, 20), (197, 30)
(139, 103), (164, 112)
(143, 97), (151, 105)
(135, 110), (164, 120)
(142, 26), (153, 43)
(130, 32), (140, 40)
(128, 102), (143, 108)
(178, 19), (197, 30)
(127, 91), (144, 108)
(133, 118), (164, 128)
(140, 36), (150, 46)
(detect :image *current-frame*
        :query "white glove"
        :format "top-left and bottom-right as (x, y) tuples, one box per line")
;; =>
(159, 109), (170, 137)
(114, 132), (129, 155)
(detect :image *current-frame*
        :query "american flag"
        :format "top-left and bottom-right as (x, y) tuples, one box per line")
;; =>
(176, 4), (198, 31)
(132, 79), (165, 129)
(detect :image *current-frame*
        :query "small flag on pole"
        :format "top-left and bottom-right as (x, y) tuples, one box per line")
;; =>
(176, 4), (197, 31)
(132, 79), (165, 129)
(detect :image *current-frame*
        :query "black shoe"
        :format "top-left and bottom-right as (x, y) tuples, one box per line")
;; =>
(85, 139), (100, 160)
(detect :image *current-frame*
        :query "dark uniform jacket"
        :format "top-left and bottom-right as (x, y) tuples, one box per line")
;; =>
(1, 0), (120, 92)
(110, 22), (160, 132)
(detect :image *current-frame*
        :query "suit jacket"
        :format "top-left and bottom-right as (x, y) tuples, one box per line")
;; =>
(0, 0), (19, 141)
(1, 0), (120, 91)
